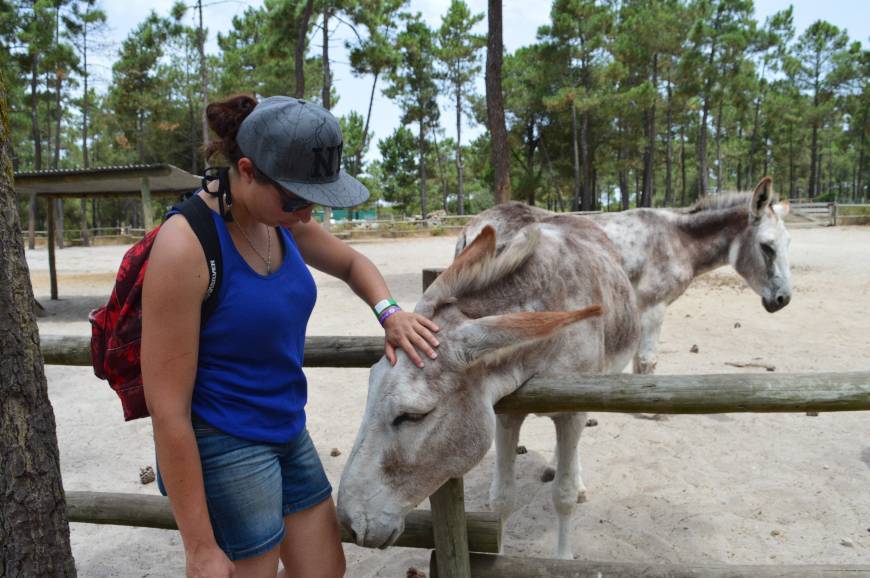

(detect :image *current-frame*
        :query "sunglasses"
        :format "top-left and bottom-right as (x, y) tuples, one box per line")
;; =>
(245, 160), (314, 213)
(277, 188), (314, 213)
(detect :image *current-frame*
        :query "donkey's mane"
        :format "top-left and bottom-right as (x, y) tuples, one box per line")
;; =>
(415, 225), (541, 316)
(685, 192), (753, 214)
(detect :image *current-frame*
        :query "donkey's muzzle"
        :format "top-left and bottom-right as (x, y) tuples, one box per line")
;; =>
(763, 292), (791, 313)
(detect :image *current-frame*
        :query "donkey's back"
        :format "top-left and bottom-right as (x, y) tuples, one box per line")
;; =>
(454, 212), (639, 376)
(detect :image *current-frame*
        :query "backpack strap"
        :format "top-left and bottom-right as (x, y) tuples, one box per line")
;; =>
(171, 194), (223, 323)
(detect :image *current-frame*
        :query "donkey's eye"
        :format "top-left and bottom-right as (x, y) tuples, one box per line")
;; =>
(392, 412), (429, 427)
(760, 243), (775, 259)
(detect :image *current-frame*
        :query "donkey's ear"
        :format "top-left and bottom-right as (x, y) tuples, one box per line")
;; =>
(455, 306), (602, 367)
(750, 176), (774, 220)
(774, 198), (790, 218)
(416, 226), (497, 316)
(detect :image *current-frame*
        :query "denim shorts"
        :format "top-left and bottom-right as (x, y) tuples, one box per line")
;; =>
(157, 420), (333, 561)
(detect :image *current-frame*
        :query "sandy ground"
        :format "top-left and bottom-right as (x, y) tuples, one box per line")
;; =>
(26, 223), (870, 577)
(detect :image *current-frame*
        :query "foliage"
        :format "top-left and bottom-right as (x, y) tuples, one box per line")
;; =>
(0, 0), (867, 242)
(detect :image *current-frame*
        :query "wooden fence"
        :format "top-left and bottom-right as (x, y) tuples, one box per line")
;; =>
(790, 202), (870, 227)
(39, 269), (870, 577)
(41, 344), (870, 577)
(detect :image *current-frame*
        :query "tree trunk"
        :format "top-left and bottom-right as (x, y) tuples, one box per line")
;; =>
(539, 132), (564, 212)
(419, 120), (428, 219)
(635, 169), (641, 207)
(44, 72), (52, 163)
(808, 64), (821, 199)
(77, 10), (94, 253)
(355, 71), (379, 177)
(82, 28), (89, 169)
(521, 121), (538, 206)
(580, 109), (592, 211)
(714, 97), (723, 193)
(619, 167), (629, 212)
(294, 0), (314, 99)
(827, 132), (834, 200)
(485, 0), (510, 204)
(697, 10), (720, 199)
(137, 110), (145, 163)
(680, 124), (687, 206)
(617, 119), (629, 210)
(571, 102), (581, 211)
(788, 124), (796, 197)
(857, 108), (866, 202)
(809, 120), (819, 199)
(54, 75), (61, 169)
(747, 81), (764, 186)
(29, 58), (41, 250)
(698, 101), (709, 197)
(641, 53), (658, 208)
(664, 74), (673, 207)
(431, 129), (450, 213)
(54, 58), (64, 250)
(455, 85), (465, 215)
(322, 8), (331, 110)
(736, 124), (743, 191)
(188, 67), (197, 174)
(197, 0), (209, 167)
(321, 7), (333, 228)
(0, 70), (77, 577)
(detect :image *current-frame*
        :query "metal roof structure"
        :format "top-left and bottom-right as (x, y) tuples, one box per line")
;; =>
(14, 164), (203, 300)
(14, 164), (201, 199)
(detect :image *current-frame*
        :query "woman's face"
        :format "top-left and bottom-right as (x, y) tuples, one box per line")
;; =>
(236, 158), (316, 226)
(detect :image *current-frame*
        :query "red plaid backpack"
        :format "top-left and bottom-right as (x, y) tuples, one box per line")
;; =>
(89, 194), (223, 421)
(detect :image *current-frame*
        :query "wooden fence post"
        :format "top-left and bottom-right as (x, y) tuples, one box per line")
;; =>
(430, 479), (471, 578)
(423, 267), (472, 578)
(140, 177), (154, 231)
(47, 196), (58, 300)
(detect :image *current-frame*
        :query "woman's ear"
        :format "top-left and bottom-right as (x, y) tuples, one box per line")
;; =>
(236, 157), (255, 183)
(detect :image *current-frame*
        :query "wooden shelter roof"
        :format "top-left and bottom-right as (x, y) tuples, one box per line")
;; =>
(13, 164), (201, 199)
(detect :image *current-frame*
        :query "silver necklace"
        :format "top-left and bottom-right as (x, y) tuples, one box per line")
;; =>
(234, 221), (272, 274)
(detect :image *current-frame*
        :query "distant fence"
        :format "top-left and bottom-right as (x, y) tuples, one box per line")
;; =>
(790, 202), (870, 226)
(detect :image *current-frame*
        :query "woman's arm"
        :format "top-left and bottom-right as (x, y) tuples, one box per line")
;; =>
(290, 219), (439, 368)
(142, 215), (234, 578)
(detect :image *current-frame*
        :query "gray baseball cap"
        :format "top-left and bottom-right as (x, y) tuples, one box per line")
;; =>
(236, 96), (370, 208)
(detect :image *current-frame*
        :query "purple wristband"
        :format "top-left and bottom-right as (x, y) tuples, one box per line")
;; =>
(378, 305), (402, 326)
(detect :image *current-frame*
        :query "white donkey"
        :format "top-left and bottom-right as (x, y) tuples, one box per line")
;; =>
(457, 177), (792, 375)
(338, 217), (640, 559)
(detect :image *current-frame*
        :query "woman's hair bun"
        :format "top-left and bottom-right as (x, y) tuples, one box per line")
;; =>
(206, 94), (257, 139)
(204, 94), (258, 164)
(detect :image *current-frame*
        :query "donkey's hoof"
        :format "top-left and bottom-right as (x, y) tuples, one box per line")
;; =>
(541, 467), (555, 483)
(576, 487), (588, 503)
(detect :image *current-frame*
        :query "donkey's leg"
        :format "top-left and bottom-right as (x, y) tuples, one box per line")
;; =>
(551, 412), (588, 560)
(490, 413), (527, 526)
(633, 304), (667, 375)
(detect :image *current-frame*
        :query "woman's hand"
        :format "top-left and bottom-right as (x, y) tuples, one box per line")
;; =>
(383, 310), (440, 368)
(186, 542), (234, 578)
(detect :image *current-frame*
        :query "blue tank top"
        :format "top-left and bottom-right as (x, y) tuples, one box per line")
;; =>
(191, 211), (317, 443)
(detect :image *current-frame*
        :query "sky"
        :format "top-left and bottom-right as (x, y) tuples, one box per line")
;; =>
(91, 0), (869, 163)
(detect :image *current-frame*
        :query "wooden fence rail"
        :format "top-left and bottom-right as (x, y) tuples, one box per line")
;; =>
(431, 552), (870, 578)
(65, 491), (500, 553)
(42, 336), (870, 414)
(41, 334), (384, 368)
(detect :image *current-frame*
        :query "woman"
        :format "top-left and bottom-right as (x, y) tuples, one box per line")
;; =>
(141, 95), (439, 578)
